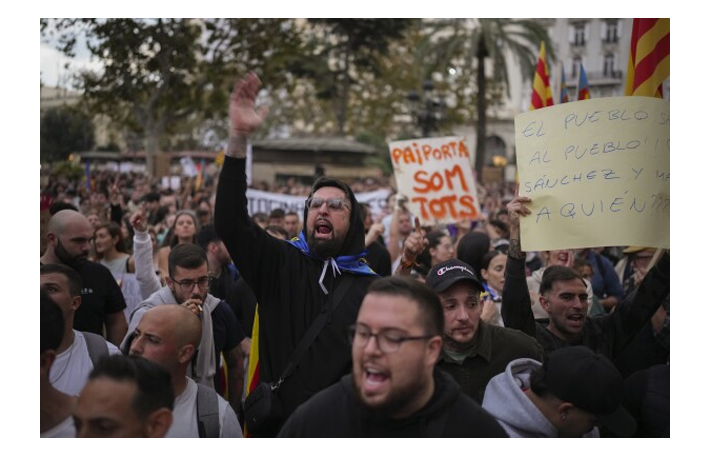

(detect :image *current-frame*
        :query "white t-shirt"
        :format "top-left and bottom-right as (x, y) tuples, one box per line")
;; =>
(166, 378), (243, 438)
(41, 416), (76, 438)
(49, 330), (121, 396)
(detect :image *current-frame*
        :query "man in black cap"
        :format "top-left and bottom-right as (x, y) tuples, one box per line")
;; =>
(426, 259), (543, 404)
(482, 345), (636, 437)
(214, 72), (378, 436)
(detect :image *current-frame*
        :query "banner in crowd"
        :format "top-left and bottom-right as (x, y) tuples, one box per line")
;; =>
(515, 96), (670, 250)
(388, 136), (480, 226)
(246, 188), (392, 220)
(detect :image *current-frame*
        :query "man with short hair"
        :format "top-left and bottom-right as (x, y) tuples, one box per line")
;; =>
(74, 355), (174, 438)
(122, 243), (244, 414)
(40, 290), (76, 438)
(284, 210), (301, 239)
(278, 277), (506, 437)
(215, 72), (378, 436)
(268, 208), (286, 228)
(129, 305), (243, 438)
(502, 194), (670, 361)
(196, 225), (239, 301)
(425, 259), (543, 403)
(482, 346), (636, 437)
(41, 264), (121, 396)
(41, 210), (128, 345)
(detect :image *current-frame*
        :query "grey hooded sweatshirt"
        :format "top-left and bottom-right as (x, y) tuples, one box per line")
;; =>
(482, 358), (599, 438)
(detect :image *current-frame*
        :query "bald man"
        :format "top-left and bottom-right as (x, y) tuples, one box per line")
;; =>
(129, 305), (242, 438)
(41, 210), (128, 345)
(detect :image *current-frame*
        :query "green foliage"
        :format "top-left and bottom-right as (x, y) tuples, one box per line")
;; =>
(40, 106), (95, 162)
(297, 19), (416, 134)
(41, 18), (305, 173)
(417, 19), (552, 176)
(50, 160), (85, 180)
(355, 132), (392, 175)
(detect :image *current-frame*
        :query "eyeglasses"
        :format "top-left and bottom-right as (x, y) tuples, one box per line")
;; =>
(347, 324), (433, 354)
(170, 276), (212, 292)
(306, 196), (350, 212)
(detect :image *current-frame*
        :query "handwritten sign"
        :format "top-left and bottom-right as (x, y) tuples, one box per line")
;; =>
(515, 96), (669, 251)
(389, 137), (480, 226)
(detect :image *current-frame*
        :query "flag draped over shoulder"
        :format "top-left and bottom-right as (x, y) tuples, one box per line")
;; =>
(560, 66), (569, 103)
(625, 18), (670, 97)
(530, 41), (554, 110)
(577, 61), (591, 100)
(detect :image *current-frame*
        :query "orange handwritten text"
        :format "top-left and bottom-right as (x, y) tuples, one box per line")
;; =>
(391, 140), (469, 166)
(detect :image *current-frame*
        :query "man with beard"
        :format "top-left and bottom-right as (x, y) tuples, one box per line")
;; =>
(278, 277), (506, 437)
(425, 259), (543, 404)
(41, 210), (127, 346)
(215, 72), (378, 436)
(501, 194), (670, 361)
(121, 243), (244, 415)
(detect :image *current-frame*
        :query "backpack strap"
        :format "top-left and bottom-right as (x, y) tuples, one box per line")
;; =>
(81, 331), (109, 367)
(196, 383), (220, 438)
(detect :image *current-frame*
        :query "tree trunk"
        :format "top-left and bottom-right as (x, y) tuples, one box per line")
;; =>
(475, 35), (488, 182)
(337, 43), (350, 136)
(145, 129), (159, 177)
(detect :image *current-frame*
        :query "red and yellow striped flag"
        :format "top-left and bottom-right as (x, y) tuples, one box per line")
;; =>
(530, 41), (554, 110)
(625, 18), (670, 97)
(244, 306), (260, 437)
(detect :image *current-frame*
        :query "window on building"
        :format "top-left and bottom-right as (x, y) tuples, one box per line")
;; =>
(574, 24), (586, 47)
(603, 53), (615, 77)
(604, 20), (619, 43)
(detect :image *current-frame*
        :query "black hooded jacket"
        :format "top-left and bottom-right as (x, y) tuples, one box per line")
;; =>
(277, 368), (507, 437)
(215, 156), (378, 435)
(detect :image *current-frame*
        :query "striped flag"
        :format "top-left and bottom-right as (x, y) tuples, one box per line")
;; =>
(560, 66), (569, 103)
(244, 306), (260, 437)
(530, 41), (554, 110)
(577, 61), (591, 100)
(625, 18), (670, 97)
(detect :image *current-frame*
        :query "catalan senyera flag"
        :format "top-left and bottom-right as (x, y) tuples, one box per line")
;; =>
(530, 41), (554, 110)
(244, 306), (260, 437)
(577, 62), (591, 100)
(560, 66), (569, 103)
(625, 18), (670, 97)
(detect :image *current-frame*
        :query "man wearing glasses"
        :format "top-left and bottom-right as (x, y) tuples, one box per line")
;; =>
(121, 243), (244, 415)
(215, 72), (378, 436)
(278, 277), (506, 437)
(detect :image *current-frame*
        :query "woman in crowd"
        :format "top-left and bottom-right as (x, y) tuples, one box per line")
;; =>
(156, 210), (199, 277)
(94, 222), (135, 274)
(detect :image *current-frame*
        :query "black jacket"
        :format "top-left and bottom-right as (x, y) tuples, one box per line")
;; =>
(215, 156), (377, 435)
(278, 368), (507, 437)
(501, 252), (670, 362)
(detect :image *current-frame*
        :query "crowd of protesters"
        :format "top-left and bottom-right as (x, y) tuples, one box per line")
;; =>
(40, 72), (669, 439)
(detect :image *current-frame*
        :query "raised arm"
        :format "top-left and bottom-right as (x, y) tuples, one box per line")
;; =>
(130, 204), (162, 299)
(501, 192), (537, 337)
(395, 217), (428, 277)
(214, 73), (279, 299)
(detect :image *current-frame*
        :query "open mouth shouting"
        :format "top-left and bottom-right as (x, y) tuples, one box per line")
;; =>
(566, 313), (585, 328)
(314, 219), (334, 239)
(361, 364), (390, 397)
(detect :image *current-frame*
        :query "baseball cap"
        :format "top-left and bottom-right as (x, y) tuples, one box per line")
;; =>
(544, 346), (636, 437)
(426, 259), (483, 293)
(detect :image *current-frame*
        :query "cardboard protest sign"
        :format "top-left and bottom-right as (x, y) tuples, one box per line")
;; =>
(515, 96), (669, 251)
(389, 137), (480, 226)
